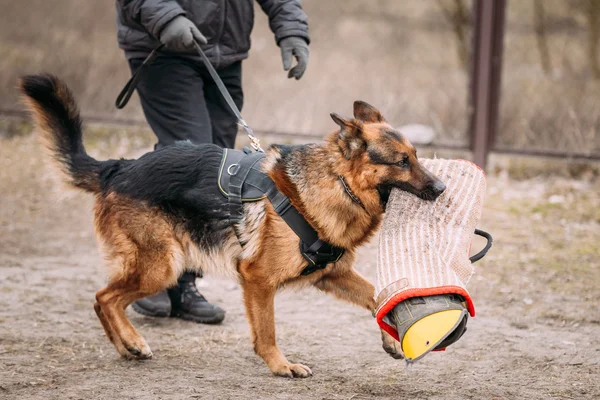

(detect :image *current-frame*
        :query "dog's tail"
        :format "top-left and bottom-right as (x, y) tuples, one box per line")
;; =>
(19, 74), (102, 193)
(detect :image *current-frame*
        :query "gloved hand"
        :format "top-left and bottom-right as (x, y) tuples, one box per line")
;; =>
(159, 16), (207, 51)
(280, 36), (309, 80)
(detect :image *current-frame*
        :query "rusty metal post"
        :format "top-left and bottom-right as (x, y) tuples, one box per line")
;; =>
(470, 0), (507, 169)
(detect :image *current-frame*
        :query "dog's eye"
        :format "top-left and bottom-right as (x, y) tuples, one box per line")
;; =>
(397, 157), (410, 168)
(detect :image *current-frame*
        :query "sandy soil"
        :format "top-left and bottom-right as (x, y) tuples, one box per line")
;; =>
(1, 133), (599, 400)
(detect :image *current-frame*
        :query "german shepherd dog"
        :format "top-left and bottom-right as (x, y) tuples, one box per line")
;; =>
(20, 74), (445, 378)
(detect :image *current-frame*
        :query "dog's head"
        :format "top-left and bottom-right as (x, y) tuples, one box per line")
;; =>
(331, 101), (445, 206)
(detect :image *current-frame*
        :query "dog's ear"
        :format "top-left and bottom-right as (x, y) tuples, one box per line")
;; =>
(353, 101), (385, 123)
(330, 113), (366, 159)
(330, 113), (353, 129)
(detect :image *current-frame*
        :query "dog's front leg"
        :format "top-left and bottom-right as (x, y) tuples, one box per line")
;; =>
(240, 263), (312, 378)
(315, 267), (376, 311)
(316, 267), (404, 358)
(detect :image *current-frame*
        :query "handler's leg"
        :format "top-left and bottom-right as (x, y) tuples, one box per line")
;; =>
(128, 57), (213, 147)
(127, 57), (224, 323)
(202, 61), (243, 149)
(167, 271), (225, 324)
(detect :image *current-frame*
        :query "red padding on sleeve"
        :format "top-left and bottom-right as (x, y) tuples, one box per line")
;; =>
(375, 286), (475, 342)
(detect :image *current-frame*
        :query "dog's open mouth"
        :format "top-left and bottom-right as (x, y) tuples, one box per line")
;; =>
(377, 184), (393, 208)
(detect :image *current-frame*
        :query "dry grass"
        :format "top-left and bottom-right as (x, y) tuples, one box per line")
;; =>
(0, 0), (598, 154)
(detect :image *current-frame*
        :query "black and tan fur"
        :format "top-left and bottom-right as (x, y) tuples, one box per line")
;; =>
(20, 74), (445, 378)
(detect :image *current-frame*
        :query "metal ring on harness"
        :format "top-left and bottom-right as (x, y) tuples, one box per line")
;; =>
(227, 163), (240, 176)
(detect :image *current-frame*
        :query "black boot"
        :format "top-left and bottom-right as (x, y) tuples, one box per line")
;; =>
(168, 272), (225, 324)
(131, 291), (172, 318)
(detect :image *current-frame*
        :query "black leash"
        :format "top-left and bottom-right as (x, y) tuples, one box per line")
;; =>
(115, 44), (164, 110)
(115, 40), (263, 152)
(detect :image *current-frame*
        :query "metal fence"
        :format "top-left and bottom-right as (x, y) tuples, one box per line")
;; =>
(469, 0), (600, 167)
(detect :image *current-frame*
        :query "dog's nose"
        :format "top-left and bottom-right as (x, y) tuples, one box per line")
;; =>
(418, 180), (446, 201)
(430, 180), (446, 197)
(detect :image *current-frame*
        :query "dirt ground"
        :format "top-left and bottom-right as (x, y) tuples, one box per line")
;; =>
(1, 131), (599, 400)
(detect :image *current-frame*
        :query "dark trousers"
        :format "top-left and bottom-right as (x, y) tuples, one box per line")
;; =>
(129, 56), (243, 283)
(128, 57), (243, 150)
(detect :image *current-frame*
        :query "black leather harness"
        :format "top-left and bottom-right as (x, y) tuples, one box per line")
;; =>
(219, 148), (344, 275)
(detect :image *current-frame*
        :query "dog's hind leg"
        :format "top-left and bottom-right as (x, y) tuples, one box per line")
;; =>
(95, 242), (180, 360)
(95, 283), (154, 359)
(93, 301), (132, 358)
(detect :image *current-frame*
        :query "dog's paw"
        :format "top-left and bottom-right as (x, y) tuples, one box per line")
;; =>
(272, 362), (313, 378)
(125, 345), (153, 360)
(382, 343), (404, 360)
(121, 338), (153, 360)
(381, 329), (404, 360)
(110, 340), (137, 360)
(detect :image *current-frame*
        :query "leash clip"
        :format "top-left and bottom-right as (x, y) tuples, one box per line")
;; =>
(238, 120), (264, 152)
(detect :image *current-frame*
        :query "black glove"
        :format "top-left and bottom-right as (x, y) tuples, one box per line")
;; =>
(159, 16), (207, 52)
(280, 36), (309, 80)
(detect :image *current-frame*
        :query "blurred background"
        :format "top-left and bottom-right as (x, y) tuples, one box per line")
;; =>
(1, 0), (599, 159)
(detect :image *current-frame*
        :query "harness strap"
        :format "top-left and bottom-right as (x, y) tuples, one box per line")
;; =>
(240, 164), (320, 245)
(226, 151), (344, 275)
(228, 152), (266, 227)
(259, 176), (344, 273)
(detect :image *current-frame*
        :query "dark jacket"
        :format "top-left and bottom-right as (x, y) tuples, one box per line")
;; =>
(116, 0), (309, 68)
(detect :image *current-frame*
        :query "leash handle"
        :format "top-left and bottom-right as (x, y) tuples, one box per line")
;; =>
(469, 229), (493, 263)
(115, 44), (164, 109)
